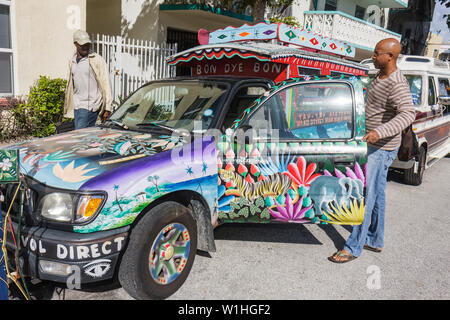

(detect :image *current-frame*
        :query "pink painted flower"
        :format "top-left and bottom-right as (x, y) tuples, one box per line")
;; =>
(324, 162), (366, 186)
(283, 156), (321, 187)
(268, 194), (313, 223)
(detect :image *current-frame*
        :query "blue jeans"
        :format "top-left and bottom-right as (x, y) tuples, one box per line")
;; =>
(344, 146), (398, 257)
(74, 108), (98, 129)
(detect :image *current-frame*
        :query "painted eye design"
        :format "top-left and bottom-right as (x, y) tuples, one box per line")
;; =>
(83, 259), (111, 278)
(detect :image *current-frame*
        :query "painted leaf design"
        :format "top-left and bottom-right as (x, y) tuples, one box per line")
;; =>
(255, 197), (265, 208)
(238, 207), (249, 218)
(249, 204), (259, 215)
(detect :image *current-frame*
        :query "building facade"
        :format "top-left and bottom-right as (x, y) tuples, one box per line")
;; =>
(1, 0), (410, 98)
(388, 0), (436, 56)
(1, 0), (87, 98)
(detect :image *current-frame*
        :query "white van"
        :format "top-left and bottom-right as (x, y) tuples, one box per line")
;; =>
(361, 55), (450, 185)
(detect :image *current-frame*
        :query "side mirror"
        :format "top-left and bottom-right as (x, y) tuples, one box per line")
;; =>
(238, 124), (253, 132)
(438, 95), (450, 106)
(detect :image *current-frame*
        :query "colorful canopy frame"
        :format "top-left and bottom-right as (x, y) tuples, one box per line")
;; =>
(167, 23), (368, 82)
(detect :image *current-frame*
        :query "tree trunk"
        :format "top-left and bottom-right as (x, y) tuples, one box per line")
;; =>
(252, 0), (267, 23)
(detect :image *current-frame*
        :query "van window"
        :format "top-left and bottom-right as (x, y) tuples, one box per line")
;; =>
(428, 77), (437, 105)
(438, 78), (450, 97)
(405, 57), (431, 63)
(405, 75), (423, 106)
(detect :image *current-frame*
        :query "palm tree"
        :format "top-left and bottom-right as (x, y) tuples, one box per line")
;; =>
(153, 175), (160, 193)
(113, 185), (123, 211)
(147, 175), (160, 193)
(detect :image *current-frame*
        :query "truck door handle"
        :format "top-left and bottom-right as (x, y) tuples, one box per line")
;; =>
(334, 161), (354, 166)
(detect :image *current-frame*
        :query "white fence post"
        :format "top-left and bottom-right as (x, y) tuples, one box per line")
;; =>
(92, 33), (177, 107)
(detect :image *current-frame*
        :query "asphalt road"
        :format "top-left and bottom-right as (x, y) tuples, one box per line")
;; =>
(43, 155), (448, 300)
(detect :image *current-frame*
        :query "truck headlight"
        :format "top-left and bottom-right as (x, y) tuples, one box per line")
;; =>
(75, 195), (104, 223)
(39, 191), (106, 224)
(40, 193), (74, 222)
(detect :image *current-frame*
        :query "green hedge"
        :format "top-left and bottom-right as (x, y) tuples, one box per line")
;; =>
(12, 76), (68, 138)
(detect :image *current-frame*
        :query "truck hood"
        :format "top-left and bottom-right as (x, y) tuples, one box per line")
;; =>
(5, 127), (188, 190)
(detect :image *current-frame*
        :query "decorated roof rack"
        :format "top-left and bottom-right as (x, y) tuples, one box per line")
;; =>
(167, 23), (368, 82)
(198, 22), (356, 58)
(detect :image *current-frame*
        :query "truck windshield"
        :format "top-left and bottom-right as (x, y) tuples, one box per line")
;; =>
(109, 81), (230, 132)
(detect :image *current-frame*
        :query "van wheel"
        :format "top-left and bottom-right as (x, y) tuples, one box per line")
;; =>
(404, 146), (426, 186)
(118, 201), (197, 300)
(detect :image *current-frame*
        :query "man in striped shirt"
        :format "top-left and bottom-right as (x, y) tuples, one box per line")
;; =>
(329, 38), (416, 263)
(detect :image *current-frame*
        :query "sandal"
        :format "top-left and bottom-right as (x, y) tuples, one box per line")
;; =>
(328, 250), (357, 263)
(363, 245), (382, 253)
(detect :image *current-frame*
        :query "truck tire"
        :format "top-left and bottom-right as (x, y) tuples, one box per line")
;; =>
(118, 201), (197, 300)
(404, 146), (426, 186)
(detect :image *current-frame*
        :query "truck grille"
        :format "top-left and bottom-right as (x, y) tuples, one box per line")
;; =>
(0, 182), (38, 225)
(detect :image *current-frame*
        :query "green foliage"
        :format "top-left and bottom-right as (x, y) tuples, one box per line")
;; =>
(0, 97), (25, 141)
(12, 76), (68, 138)
(269, 15), (301, 27)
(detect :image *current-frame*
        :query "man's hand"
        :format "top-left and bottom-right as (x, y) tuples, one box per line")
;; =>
(362, 130), (380, 144)
(101, 111), (111, 123)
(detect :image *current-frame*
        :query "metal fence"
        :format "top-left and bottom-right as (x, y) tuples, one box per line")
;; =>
(91, 34), (178, 107)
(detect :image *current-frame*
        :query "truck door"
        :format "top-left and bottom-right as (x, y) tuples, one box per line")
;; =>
(217, 78), (368, 225)
(425, 76), (448, 151)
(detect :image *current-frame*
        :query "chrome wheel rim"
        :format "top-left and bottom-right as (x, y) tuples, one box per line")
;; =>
(149, 223), (191, 285)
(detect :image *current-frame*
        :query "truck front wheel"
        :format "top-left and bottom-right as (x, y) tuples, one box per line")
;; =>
(118, 201), (197, 300)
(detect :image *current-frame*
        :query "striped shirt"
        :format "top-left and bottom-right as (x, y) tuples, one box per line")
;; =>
(366, 69), (416, 150)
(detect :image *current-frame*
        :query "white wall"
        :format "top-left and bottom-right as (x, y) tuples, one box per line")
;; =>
(14, 0), (87, 96)
(86, 0), (252, 44)
(291, 0), (314, 27)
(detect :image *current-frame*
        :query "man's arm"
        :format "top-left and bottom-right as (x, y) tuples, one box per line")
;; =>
(98, 56), (113, 121)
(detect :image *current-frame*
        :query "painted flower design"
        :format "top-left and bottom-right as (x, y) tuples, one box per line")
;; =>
(283, 156), (321, 187)
(268, 194), (313, 223)
(0, 158), (13, 171)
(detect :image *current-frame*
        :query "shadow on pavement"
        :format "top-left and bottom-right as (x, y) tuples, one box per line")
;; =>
(387, 168), (405, 184)
(317, 224), (351, 251)
(213, 222), (348, 247)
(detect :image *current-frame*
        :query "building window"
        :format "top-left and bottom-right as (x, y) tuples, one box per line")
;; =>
(324, 0), (337, 11)
(0, 1), (13, 95)
(355, 5), (365, 19)
(166, 28), (198, 77)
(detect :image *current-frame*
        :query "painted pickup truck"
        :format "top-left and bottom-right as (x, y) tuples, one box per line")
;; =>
(0, 74), (367, 299)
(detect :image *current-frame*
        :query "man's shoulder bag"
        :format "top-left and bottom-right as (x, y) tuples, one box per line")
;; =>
(397, 124), (419, 162)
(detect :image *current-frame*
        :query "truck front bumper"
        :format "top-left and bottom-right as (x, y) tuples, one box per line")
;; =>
(4, 222), (129, 285)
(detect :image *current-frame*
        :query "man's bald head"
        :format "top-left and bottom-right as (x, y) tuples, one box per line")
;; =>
(376, 38), (402, 59)
(372, 38), (402, 72)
